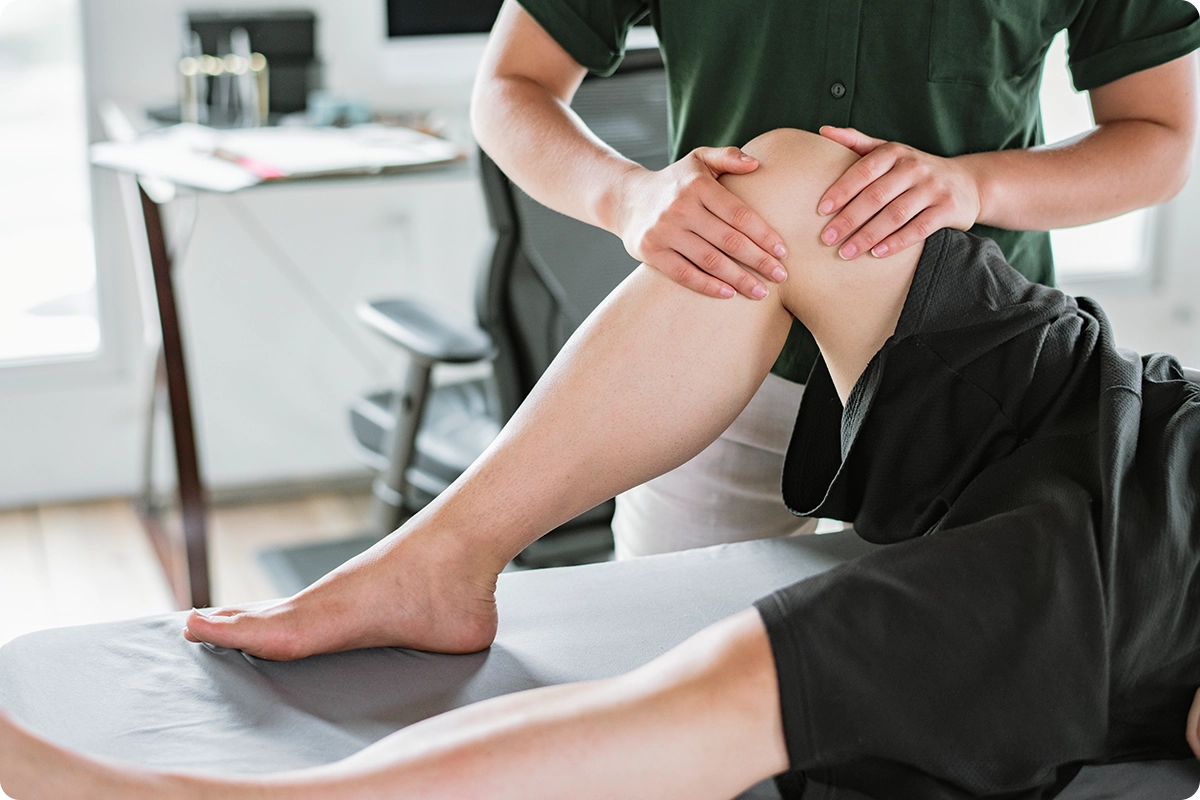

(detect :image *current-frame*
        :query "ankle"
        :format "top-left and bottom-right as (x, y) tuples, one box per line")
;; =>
(403, 505), (513, 581)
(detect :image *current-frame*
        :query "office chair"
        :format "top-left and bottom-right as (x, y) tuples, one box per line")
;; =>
(349, 48), (669, 567)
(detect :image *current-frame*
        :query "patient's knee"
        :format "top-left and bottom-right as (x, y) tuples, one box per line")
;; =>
(719, 130), (857, 261)
(718, 129), (922, 400)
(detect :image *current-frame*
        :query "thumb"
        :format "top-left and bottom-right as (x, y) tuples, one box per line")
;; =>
(695, 145), (761, 177)
(819, 126), (884, 156)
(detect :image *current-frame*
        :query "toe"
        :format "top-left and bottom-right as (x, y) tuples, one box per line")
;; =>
(184, 609), (253, 649)
(183, 606), (309, 661)
(182, 607), (240, 643)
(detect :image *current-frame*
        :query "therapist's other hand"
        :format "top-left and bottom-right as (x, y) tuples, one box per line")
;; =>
(613, 147), (790, 300)
(816, 126), (982, 260)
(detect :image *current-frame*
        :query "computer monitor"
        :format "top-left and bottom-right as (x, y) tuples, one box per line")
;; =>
(380, 0), (656, 90)
(386, 0), (504, 37)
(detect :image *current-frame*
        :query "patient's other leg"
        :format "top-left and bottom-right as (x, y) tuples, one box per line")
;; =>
(183, 129), (922, 661)
(184, 255), (795, 660)
(0, 611), (790, 800)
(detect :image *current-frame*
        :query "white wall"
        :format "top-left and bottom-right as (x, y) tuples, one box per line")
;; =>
(0, 0), (490, 507)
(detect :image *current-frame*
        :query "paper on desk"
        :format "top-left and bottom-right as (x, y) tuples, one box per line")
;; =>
(91, 127), (260, 193)
(90, 123), (463, 193)
(215, 125), (462, 178)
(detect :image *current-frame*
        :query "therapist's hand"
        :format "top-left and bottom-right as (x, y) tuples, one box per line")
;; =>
(816, 126), (983, 260)
(612, 147), (791, 299)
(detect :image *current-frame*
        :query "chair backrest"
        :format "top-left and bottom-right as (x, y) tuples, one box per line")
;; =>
(476, 48), (669, 422)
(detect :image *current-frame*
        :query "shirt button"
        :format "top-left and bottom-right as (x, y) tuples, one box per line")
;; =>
(830, 82), (847, 99)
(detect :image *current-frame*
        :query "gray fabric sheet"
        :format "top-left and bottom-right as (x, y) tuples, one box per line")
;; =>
(1, 531), (1198, 799)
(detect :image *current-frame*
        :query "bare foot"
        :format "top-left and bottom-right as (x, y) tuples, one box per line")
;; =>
(0, 709), (187, 800)
(184, 525), (501, 661)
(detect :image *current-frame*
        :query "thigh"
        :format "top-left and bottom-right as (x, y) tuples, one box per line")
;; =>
(757, 496), (1113, 799)
(613, 372), (816, 559)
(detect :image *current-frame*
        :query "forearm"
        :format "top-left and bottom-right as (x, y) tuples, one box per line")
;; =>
(963, 118), (1195, 231)
(471, 72), (643, 235)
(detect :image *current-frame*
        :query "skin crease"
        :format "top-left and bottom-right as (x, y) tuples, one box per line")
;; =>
(471, 1), (1198, 297)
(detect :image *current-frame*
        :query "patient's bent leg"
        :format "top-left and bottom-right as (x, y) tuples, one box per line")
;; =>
(1, 610), (790, 800)
(183, 129), (924, 661)
(185, 261), (796, 659)
(724, 129), (922, 403)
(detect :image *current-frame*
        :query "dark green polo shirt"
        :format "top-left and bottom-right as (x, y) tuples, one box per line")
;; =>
(518, 0), (1200, 382)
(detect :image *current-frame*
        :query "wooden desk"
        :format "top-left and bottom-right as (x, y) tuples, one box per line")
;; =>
(92, 123), (464, 608)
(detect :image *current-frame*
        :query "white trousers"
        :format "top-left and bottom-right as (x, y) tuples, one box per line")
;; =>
(612, 372), (817, 559)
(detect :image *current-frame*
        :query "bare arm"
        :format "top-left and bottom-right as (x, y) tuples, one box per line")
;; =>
(816, 53), (1198, 259)
(970, 53), (1198, 230)
(470, 0), (790, 299)
(469, 1), (613, 237)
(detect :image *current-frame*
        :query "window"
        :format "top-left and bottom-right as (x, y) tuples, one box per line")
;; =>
(1040, 32), (1152, 280)
(0, 0), (99, 365)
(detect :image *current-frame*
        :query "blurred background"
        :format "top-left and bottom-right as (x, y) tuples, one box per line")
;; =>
(0, 0), (1196, 652)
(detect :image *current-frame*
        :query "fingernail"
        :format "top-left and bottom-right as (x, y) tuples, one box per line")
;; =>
(839, 244), (858, 259)
(872, 244), (888, 257)
(818, 200), (834, 216)
(719, 286), (736, 298)
(740, 154), (756, 162)
(773, 243), (788, 259)
(752, 285), (769, 299)
(772, 266), (788, 282)
(821, 228), (838, 245)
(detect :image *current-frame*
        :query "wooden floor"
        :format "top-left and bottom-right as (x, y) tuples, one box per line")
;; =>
(0, 491), (371, 649)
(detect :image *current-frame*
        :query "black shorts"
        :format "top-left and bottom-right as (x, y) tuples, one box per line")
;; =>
(755, 229), (1200, 799)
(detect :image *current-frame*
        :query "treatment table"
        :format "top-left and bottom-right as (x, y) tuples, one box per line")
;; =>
(2, 531), (1198, 799)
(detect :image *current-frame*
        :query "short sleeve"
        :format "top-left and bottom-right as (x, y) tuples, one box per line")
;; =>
(1066, 0), (1200, 91)
(517, 0), (650, 76)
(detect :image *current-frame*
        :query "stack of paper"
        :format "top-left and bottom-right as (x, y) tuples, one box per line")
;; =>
(91, 123), (465, 193)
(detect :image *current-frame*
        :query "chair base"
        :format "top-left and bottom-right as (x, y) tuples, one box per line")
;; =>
(351, 381), (614, 567)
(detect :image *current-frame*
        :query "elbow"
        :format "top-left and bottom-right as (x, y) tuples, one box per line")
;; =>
(1160, 143), (1194, 204)
(1156, 105), (1198, 203)
(469, 71), (522, 159)
(469, 75), (495, 153)
(1149, 138), (1195, 206)
(1136, 116), (1197, 206)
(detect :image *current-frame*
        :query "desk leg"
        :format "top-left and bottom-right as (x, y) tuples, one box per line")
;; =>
(137, 184), (212, 610)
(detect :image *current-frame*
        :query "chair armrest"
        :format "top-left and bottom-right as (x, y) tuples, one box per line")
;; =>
(358, 299), (495, 364)
(1184, 366), (1200, 385)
